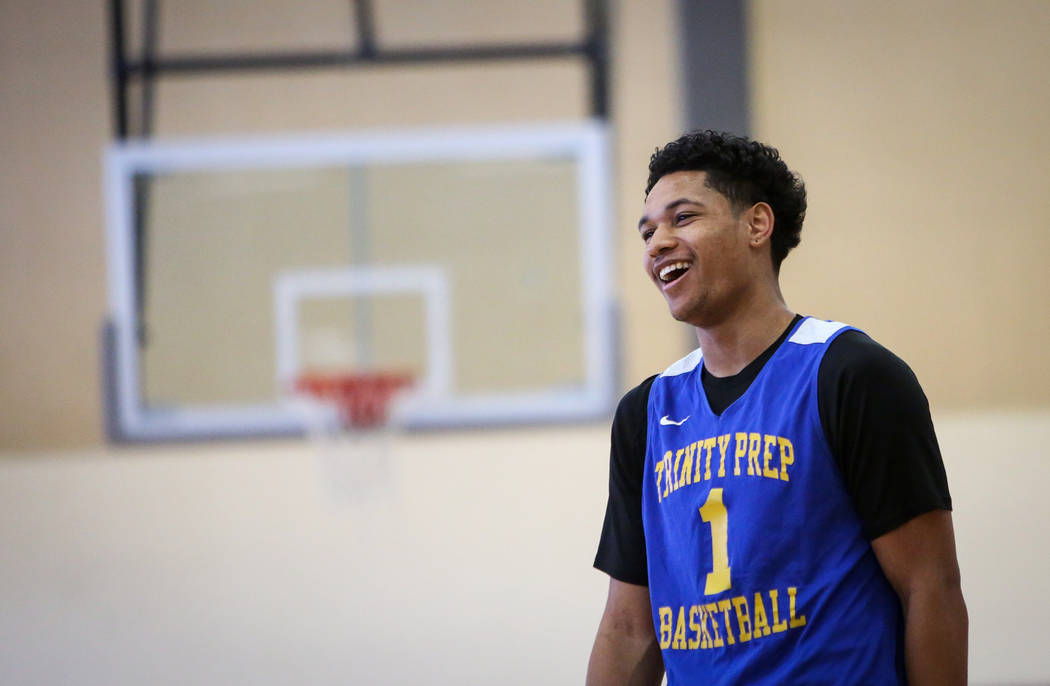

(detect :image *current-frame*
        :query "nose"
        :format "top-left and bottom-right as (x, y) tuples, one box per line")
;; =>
(646, 223), (675, 258)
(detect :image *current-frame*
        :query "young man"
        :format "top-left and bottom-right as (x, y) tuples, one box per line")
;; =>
(587, 131), (967, 685)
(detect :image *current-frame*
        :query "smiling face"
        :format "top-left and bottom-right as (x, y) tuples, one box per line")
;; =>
(639, 170), (773, 327)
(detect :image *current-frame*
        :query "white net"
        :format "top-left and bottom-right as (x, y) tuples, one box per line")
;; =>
(289, 373), (413, 502)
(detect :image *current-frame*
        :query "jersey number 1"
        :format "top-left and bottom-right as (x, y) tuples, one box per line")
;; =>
(699, 488), (731, 594)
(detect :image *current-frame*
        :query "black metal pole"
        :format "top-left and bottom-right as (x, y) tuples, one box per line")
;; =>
(141, 0), (160, 137)
(584, 0), (610, 120)
(132, 0), (161, 348)
(108, 0), (129, 138)
(354, 0), (377, 59)
(121, 41), (588, 75)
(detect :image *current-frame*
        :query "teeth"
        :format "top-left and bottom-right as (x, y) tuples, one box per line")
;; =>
(659, 261), (690, 282)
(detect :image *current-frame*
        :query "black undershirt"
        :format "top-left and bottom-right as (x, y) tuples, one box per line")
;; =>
(701, 314), (803, 415)
(593, 316), (952, 587)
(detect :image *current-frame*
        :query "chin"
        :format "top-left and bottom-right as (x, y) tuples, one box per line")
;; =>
(666, 294), (716, 328)
(668, 308), (691, 323)
(665, 298), (699, 324)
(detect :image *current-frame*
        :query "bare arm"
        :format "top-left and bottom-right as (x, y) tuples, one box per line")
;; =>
(871, 509), (968, 686)
(586, 579), (664, 686)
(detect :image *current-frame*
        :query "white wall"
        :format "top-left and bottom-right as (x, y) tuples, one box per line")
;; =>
(0, 427), (610, 685)
(939, 410), (1050, 684)
(1, 412), (1047, 685)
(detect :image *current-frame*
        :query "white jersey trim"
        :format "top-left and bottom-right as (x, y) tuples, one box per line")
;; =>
(789, 317), (848, 345)
(660, 347), (703, 378)
(658, 318), (847, 377)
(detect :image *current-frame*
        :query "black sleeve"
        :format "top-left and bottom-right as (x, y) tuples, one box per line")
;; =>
(593, 375), (657, 585)
(819, 330), (952, 540)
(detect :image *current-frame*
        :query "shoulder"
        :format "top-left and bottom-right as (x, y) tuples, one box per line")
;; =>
(610, 375), (658, 466)
(818, 328), (930, 431)
(615, 375), (658, 424)
(820, 329), (920, 389)
(815, 328), (949, 539)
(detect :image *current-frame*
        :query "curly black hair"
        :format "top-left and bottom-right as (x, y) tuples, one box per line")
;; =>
(646, 130), (807, 271)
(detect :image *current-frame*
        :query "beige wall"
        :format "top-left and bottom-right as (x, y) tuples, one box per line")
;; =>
(749, 0), (1050, 410)
(1, 1), (110, 449)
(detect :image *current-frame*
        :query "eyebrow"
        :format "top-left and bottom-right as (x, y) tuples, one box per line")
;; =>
(637, 198), (703, 229)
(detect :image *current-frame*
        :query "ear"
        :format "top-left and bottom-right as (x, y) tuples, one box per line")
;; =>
(746, 202), (775, 248)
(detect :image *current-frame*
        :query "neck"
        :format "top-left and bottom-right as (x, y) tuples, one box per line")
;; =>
(693, 286), (794, 377)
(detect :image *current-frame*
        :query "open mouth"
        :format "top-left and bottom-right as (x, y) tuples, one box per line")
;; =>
(658, 261), (691, 286)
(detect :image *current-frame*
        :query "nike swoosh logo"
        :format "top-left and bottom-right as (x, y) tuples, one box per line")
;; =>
(660, 415), (690, 426)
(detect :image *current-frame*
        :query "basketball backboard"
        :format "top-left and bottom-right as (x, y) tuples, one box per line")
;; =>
(103, 121), (616, 440)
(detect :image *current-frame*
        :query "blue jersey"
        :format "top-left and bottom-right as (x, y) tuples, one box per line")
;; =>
(642, 317), (905, 685)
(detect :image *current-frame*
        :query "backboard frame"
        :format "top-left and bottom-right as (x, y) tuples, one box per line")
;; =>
(102, 120), (615, 441)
